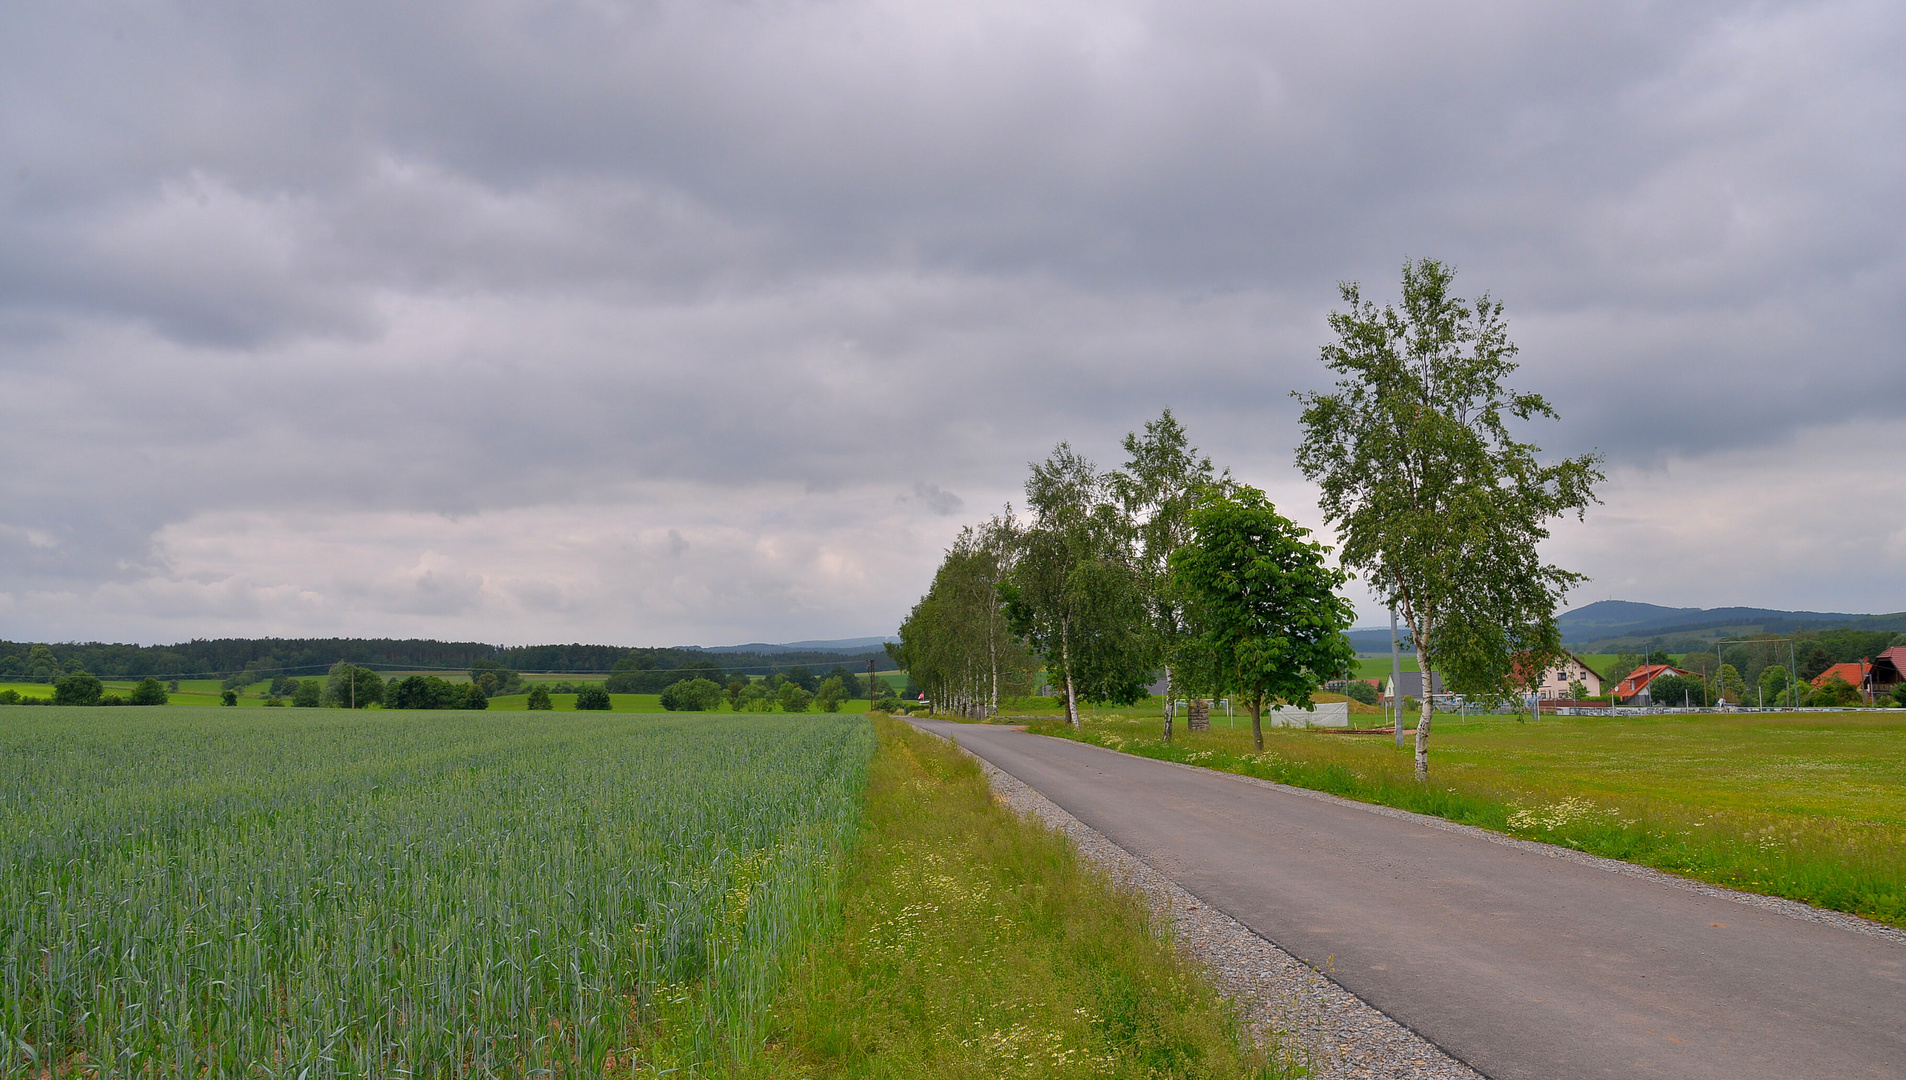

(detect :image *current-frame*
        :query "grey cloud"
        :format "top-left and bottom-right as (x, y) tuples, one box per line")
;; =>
(0, 0), (1900, 638)
(900, 483), (965, 517)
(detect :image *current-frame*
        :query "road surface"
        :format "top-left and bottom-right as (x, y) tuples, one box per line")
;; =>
(910, 719), (1905, 1080)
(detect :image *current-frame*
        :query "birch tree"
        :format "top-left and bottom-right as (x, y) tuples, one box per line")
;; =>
(1295, 258), (1602, 779)
(1171, 486), (1357, 752)
(891, 513), (1036, 718)
(1000, 444), (1153, 727)
(1111, 408), (1229, 743)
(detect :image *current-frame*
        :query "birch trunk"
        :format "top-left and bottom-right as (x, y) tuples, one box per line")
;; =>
(1415, 676), (1434, 780)
(1161, 666), (1174, 743)
(1060, 614), (1080, 728)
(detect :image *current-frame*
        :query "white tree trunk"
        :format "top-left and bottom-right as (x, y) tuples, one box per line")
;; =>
(1061, 614), (1080, 728)
(1162, 666), (1174, 743)
(1415, 677), (1434, 780)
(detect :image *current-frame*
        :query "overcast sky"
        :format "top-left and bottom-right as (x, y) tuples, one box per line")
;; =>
(2, 0), (1901, 647)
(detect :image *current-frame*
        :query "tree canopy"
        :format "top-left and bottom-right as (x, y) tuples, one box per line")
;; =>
(1295, 258), (1602, 778)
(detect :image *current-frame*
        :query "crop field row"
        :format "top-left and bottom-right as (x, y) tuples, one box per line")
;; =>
(0, 708), (874, 1077)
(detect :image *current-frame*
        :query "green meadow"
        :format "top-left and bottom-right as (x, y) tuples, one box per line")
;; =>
(1016, 706), (1906, 928)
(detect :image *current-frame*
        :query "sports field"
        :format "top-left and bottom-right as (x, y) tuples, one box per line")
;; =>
(0, 708), (873, 1075)
(1022, 707), (1906, 928)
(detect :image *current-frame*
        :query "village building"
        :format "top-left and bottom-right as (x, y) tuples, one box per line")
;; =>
(1514, 652), (1607, 700)
(1869, 647), (1906, 699)
(1613, 663), (1691, 706)
(1812, 660), (1873, 701)
(1380, 670), (1448, 706)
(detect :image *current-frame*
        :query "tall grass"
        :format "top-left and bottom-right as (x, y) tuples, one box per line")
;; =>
(749, 718), (1287, 1079)
(0, 707), (873, 1077)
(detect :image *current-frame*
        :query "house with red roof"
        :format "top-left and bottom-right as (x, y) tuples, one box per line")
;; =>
(1613, 663), (1690, 705)
(1806, 659), (1867, 700)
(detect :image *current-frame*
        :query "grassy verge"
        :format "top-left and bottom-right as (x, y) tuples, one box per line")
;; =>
(1017, 710), (1906, 930)
(743, 716), (1285, 1079)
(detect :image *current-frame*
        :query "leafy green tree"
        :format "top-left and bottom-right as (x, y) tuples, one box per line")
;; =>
(1001, 444), (1154, 727)
(1892, 682), (1906, 707)
(292, 679), (323, 707)
(814, 676), (848, 712)
(777, 683), (813, 713)
(269, 674), (298, 696)
(1648, 673), (1707, 708)
(1718, 663), (1746, 702)
(660, 678), (724, 711)
(822, 665), (865, 699)
(1567, 679), (1588, 702)
(220, 689), (238, 706)
(22, 644), (62, 682)
(574, 686), (611, 710)
(526, 685), (554, 710)
(1170, 487), (1357, 752)
(1295, 258), (1603, 779)
(781, 666), (819, 692)
(892, 514), (1037, 719)
(1111, 408), (1229, 742)
(129, 677), (169, 706)
(53, 670), (103, 706)
(1646, 649), (1672, 666)
(457, 682), (489, 710)
(725, 675), (751, 710)
(1757, 664), (1791, 706)
(737, 682), (776, 711)
(323, 663), (385, 709)
(468, 659), (522, 696)
(1799, 647), (1834, 682)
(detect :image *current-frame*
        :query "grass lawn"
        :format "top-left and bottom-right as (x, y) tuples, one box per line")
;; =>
(745, 716), (1283, 1079)
(1004, 706), (1906, 929)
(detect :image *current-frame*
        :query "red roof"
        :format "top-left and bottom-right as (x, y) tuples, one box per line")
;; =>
(1614, 664), (1689, 698)
(1811, 661), (1870, 689)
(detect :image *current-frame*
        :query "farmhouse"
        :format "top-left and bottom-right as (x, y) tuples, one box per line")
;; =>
(1869, 647), (1906, 698)
(1613, 663), (1690, 706)
(1514, 652), (1607, 700)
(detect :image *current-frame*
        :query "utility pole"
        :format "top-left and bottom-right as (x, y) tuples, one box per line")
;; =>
(1390, 606), (1405, 749)
(867, 659), (877, 702)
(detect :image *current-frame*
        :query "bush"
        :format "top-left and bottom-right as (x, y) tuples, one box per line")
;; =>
(292, 679), (323, 708)
(873, 693), (900, 713)
(269, 674), (298, 697)
(574, 686), (612, 711)
(660, 677), (725, 711)
(736, 682), (776, 712)
(221, 690), (238, 706)
(53, 671), (103, 706)
(778, 683), (813, 713)
(0, 689), (18, 705)
(129, 677), (169, 706)
(527, 685), (554, 710)
(1343, 680), (1379, 705)
(1893, 683), (1906, 707)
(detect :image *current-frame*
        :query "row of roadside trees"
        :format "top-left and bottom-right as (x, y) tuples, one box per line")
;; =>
(895, 259), (1605, 778)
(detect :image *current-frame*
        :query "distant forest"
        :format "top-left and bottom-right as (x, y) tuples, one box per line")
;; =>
(0, 638), (893, 683)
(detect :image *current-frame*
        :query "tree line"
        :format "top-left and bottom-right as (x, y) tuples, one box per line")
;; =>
(894, 259), (1604, 777)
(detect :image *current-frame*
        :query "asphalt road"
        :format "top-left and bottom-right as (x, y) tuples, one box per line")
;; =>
(910, 719), (1906, 1080)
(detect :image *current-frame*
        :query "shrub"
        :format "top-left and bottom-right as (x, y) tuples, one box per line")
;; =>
(1893, 683), (1906, 707)
(221, 690), (238, 706)
(660, 678), (725, 712)
(574, 686), (612, 711)
(527, 685), (554, 710)
(264, 696), (284, 707)
(737, 682), (776, 712)
(873, 693), (900, 713)
(129, 677), (169, 706)
(0, 690), (17, 705)
(53, 671), (103, 706)
(1343, 680), (1379, 705)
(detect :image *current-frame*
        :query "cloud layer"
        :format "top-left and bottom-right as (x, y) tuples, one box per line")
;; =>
(2, 0), (1901, 644)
